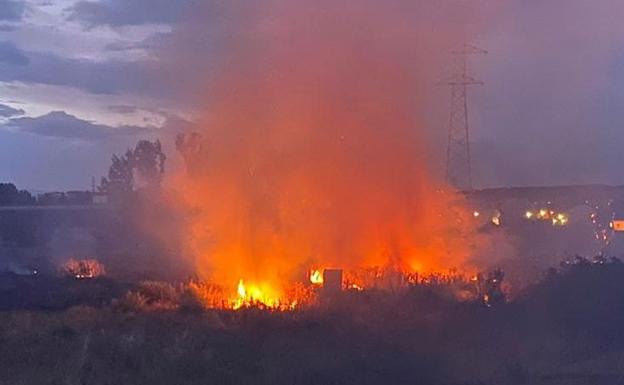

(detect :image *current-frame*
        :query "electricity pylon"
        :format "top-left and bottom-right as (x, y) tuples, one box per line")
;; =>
(443, 44), (486, 191)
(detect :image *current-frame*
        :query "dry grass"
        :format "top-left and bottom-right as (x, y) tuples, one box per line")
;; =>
(1, 263), (624, 384)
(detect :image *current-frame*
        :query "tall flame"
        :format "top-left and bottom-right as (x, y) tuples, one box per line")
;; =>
(169, 1), (482, 306)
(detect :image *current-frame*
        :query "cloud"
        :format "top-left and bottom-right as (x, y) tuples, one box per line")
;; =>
(3, 110), (151, 141)
(0, 0), (25, 21)
(0, 41), (29, 65)
(107, 105), (137, 114)
(0, 40), (163, 95)
(0, 103), (24, 117)
(2, 0), (622, 188)
(104, 32), (170, 53)
(67, 0), (189, 27)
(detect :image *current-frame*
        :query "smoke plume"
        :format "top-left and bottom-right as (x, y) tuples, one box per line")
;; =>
(166, 1), (493, 297)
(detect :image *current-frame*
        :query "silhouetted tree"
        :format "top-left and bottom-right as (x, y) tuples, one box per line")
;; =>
(0, 183), (35, 206)
(99, 150), (134, 198)
(99, 139), (166, 198)
(133, 139), (166, 189)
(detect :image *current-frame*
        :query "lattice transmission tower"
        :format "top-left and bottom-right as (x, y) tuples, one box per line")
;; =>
(443, 44), (486, 191)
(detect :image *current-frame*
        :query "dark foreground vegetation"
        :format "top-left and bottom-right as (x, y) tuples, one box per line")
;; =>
(1, 260), (624, 385)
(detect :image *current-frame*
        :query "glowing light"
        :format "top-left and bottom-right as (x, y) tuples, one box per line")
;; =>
(551, 213), (568, 226)
(526, 208), (568, 226)
(237, 279), (246, 298)
(347, 283), (364, 291)
(491, 211), (501, 226)
(309, 270), (324, 285)
(473, 211), (480, 218)
(75, 274), (94, 279)
(233, 279), (275, 309)
(231, 279), (298, 311)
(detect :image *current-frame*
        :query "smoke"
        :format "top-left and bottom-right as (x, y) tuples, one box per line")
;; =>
(162, 1), (502, 296)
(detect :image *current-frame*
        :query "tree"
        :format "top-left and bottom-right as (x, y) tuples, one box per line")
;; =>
(99, 139), (166, 197)
(0, 183), (35, 206)
(99, 150), (134, 197)
(132, 139), (166, 189)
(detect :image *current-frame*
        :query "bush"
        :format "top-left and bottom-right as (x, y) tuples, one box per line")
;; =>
(116, 281), (180, 312)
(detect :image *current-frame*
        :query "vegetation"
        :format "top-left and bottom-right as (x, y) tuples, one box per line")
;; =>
(0, 261), (624, 384)
(99, 139), (166, 199)
(0, 183), (35, 205)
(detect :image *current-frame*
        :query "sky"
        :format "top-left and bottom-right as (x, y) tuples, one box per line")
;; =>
(0, 0), (623, 191)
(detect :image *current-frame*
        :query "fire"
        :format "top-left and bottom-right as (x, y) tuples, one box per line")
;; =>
(237, 279), (246, 298)
(232, 279), (296, 310)
(347, 283), (364, 291)
(60, 258), (105, 279)
(309, 270), (324, 285)
(166, 1), (488, 309)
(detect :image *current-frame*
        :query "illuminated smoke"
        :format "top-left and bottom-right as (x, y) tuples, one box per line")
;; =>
(167, 1), (488, 300)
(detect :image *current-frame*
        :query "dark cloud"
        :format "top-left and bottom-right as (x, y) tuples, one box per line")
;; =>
(0, 41), (28, 65)
(3, 110), (151, 141)
(0, 103), (24, 117)
(67, 0), (190, 27)
(0, 40), (163, 95)
(0, 0), (25, 21)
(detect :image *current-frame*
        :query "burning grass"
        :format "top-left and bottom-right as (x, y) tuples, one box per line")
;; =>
(112, 266), (501, 314)
(60, 258), (106, 279)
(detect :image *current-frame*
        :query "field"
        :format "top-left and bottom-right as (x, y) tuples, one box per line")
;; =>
(1, 261), (623, 385)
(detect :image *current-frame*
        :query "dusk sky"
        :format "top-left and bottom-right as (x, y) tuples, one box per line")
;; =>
(0, 0), (623, 191)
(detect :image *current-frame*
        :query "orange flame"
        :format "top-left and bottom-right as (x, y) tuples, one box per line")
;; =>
(232, 279), (297, 310)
